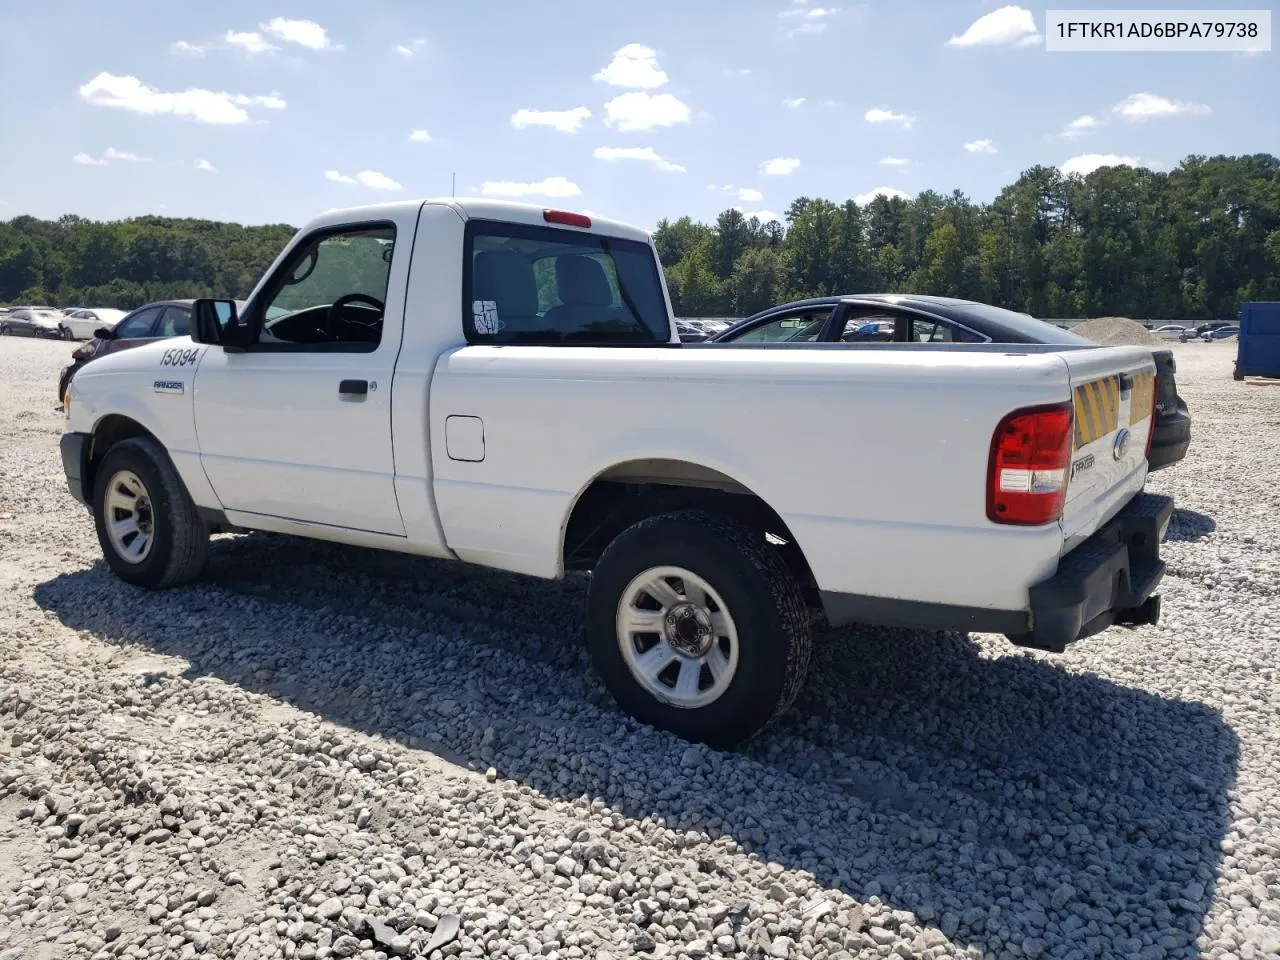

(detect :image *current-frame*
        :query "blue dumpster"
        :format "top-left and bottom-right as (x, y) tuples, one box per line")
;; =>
(1235, 302), (1280, 380)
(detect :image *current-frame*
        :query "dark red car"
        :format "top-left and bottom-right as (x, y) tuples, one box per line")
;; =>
(57, 299), (244, 404)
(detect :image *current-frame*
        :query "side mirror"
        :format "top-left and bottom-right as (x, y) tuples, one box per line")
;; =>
(93, 326), (114, 341)
(193, 299), (250, 352)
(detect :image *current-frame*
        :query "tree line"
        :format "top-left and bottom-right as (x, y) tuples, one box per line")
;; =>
(2, 154), (1277, 322)
(656, 154), (1280, 322)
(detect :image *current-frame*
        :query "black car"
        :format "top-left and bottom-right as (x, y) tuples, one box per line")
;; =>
(705, 295), (1191, 471)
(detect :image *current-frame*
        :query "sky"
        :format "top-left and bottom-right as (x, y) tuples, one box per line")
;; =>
(0, 0), (1275, 232)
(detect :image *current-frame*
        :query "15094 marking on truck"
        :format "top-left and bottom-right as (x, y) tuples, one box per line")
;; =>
(160, 347), (201, 367)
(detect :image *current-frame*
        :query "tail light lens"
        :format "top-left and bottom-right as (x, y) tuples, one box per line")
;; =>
(987, 403), (1074, 525)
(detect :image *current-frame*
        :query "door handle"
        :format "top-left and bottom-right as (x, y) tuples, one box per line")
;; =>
(338, 379), (368, 397)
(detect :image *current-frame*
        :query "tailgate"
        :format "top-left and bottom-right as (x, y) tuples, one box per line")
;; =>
(1059, 346), (1157, 546)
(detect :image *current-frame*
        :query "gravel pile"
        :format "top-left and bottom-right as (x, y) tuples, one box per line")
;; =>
(1072, 317), (1162, 347)
(1, 337), (1278, 960)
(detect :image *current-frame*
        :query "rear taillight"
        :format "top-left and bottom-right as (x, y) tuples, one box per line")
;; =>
(1144, 376), (1157, 459)
(987, 403), (1074, 525)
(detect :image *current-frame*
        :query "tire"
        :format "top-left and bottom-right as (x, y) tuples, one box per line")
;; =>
(92, 436), (209, 588)
(60, 325), (73, 341)
(585, 509), (812, 748)
(0, 323), (8, 335)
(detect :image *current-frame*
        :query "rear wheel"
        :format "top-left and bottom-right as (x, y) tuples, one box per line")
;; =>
(59, 325), (73, 340)
(93, 436), (209, 588)
(585, 509), (812, 748)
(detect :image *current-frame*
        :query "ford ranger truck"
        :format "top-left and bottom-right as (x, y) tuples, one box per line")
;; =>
(59, 198), (1173, 747)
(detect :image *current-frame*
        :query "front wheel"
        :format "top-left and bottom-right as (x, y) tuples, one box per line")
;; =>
(586, 509), (812, 748)
(93, 436), (209, 588)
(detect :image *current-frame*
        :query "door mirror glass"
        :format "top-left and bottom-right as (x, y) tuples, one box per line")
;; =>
(192, 299), (239, 346)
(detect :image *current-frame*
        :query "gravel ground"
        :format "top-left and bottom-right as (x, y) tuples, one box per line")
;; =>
(0, 337), (1277, 960)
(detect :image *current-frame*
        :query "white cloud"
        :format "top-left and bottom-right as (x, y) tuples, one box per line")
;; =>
(233, 93), (287, 110)
(946, 6), (1041, 47)
(171, 41), (205, 56)
(225, 30), (277, 55)
(394, 38), (426, 57)
(762, 157), (800, 175)
(409, 128), (431, 142)
(855, 186), (911, 204)
(736, 208), (781, 223)
(511, 106), (592, 133)
(782, 97), (806, 109)
(738, 187), (764, 202)
(325, 169), (403, 190)
(780, 5), (837, 20)
(722, 67), (752, 77)
(78, 72), (282, 125)
(963, 138), (997, 154)
(592, 146), (685, 172)
(879, 156), (910, 166)
(790, 22), (828, 35)
(261, 17), (337, 50)
(1112, 92), (1210, 121)
(865, 106), (915, 129)
(602, 92), (691, 132)
(479, 177), (582, 199)
(73, 147), (149, 166)
(196, 159), (217, 172)
(593, 44), (668, 89)
(1060, 114), (1099, 138)
(1059, 153), (1162, 176)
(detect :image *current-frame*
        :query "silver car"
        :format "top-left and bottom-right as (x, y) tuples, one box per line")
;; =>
(0, 306), (67, 339)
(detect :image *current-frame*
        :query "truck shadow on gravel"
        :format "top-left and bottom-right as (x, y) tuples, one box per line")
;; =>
(36, 532), (1239, 960)
(1164, 508), (1216, 543)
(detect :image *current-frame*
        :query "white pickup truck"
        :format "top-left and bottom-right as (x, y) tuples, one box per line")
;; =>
(60, 198), (1173, 746)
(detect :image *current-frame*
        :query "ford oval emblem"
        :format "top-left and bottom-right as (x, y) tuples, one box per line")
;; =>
(1112, 426), (1131, 461)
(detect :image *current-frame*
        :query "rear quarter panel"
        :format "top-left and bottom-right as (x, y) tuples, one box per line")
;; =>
(428, 345), (1076, 610)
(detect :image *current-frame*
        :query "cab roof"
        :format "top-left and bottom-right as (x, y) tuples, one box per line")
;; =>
(301, 198), (652, 245)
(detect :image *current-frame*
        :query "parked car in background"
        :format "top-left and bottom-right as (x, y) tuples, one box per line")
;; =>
(0, 306), (67, 339)
(1203, 325), (1239, 342)
(707, 294), (1192, 471)
(1151, 324), (1188, 341)
(60, 307), (128, 340)
(58, 299), (232, 403)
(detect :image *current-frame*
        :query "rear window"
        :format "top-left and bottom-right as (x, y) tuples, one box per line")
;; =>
(463, 220), (670, 344)
(949, 303), (1094, 345)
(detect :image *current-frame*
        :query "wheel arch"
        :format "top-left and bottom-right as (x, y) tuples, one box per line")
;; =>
(84, 414), (161, 503)
(559, 456), (818, 600)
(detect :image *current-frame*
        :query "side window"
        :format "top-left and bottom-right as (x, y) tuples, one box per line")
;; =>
(257, 224), (395, 349)
(157, 306), (191, 337)
(839, 310), (899, 342)
(908, 317), (984, 343)
(728, 309), (831, 343)
(113, 306), (163, 339)
(465, 220), (670, 344)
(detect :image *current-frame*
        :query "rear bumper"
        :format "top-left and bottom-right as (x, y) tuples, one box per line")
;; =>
(60, 432), (91, 507)
(818, 492), (1173, 653)
(1147, 410), (1191, 472)
(1018, 491), (1173, 652)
